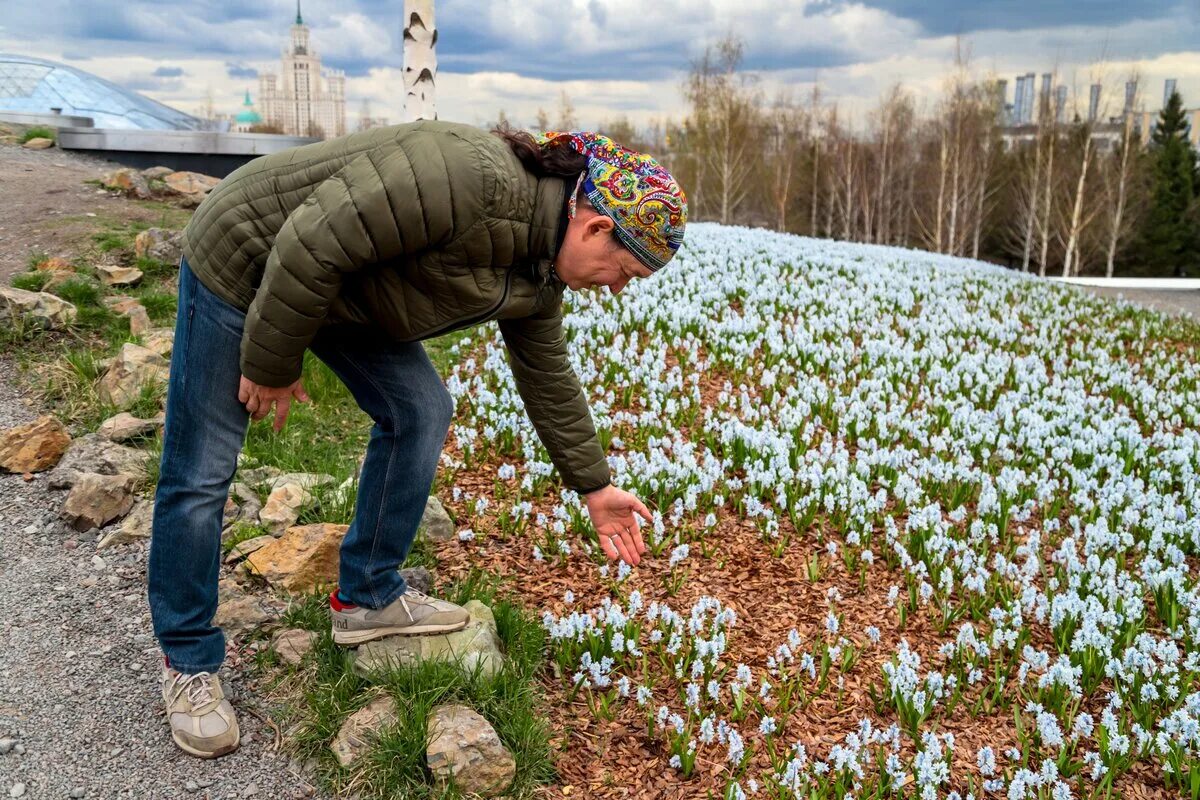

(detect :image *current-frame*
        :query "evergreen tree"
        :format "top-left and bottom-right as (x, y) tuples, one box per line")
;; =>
(1136, 91), (1200, 276)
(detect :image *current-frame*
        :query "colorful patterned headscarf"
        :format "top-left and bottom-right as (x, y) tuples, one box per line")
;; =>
(535, 130), (687, 272)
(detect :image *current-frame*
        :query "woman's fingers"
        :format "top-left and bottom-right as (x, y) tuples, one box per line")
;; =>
(629, 522), (647, 555)
(612, 532), (636, 565)
(599, 531), (620, 561)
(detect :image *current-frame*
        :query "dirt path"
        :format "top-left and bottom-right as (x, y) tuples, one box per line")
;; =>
(0, 134), (170, 283)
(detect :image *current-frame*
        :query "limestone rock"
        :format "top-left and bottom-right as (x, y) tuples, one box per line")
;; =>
(223, 534), (275, 564)
(258, 482), (312, 535)
(134, 228), (183, 265)
(41, 270), (76, 291)
(426, 704), (515, 796)
(0, 286), (76, 330)
(421, 495), (455, 542)
(102, 295), (139, 314)
(271, 472), (336, 492)
(47, 433), (149, 488)
(141, 166), (174, 180)
(331, 695), (397, 767)
(245, 523), (347, 593)
(214, 579), (283, 635)
(164, 171), (220, 196)
(0, 415), (70, 473)
(141, 327), (174, 357)
(95, 264), (143, 287)
(97, 343), (169, 408)
(354, 601), (504, 679)
(22, 137), (54, 149)
(97, 499), (153, 549)
(237, 465), (282, 488)
(271, 628), (317, 666)
(103, 168), (151, 199)
(97, 412), (163, 443)
(60, 472), (136, 532)
(401, 566), (433, 594)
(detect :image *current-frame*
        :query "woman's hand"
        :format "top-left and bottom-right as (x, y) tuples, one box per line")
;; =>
(584, 485), (652, 566)
(238, 375), (310, 432)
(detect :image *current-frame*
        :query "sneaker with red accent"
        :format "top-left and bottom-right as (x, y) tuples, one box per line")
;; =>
(330, 587), (470, 645)
(160, 666), (240, 758)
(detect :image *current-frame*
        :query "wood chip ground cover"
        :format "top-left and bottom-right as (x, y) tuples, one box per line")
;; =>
(428, 225), (1199, 799)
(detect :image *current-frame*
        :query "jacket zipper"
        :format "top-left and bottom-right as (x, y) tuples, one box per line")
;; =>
(413, 267), (515, 341)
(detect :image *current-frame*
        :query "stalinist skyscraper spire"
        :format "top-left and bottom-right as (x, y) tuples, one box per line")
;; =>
(258, 1), (346, 138)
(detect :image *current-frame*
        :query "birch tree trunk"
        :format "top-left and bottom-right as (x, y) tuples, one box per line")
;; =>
(1038, 133), (1055, 277)
(1022, 140), (1042, 272)
(1062, 133), (1094, 277)
(403, 0), (437, 121)
(1104, 103), (1138, 277)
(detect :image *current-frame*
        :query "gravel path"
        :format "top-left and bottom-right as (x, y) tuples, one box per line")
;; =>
(0, 141), (325, 799)
(0, 360), (321, 798)
(1078, 286), (1200, 320)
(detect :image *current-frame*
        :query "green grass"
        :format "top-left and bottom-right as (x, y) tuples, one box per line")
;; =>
(51, 276), (102, 307)
(242, 354), (372, 478)
(20, 126), (54, 143)
(133, 289), (176, 322)
(222, 522), (271, 554)
(270, 569), (557, 799)
(26, 249), (50, 270)
(11, 272), (49, 292)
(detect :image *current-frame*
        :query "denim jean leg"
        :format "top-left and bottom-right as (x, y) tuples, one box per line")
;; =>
(309, 331), (455, 609)
(148, 259), (250, 673)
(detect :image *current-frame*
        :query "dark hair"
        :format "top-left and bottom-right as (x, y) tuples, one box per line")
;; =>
(490, 123), (587, 178)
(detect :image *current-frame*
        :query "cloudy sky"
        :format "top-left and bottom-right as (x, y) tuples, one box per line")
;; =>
(2, 0), (1198, 133)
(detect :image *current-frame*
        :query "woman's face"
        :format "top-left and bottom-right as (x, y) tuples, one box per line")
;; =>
(554, 210), (652, 296)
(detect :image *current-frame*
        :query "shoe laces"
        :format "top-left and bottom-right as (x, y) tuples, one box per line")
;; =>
(399, 588), (432, 619)
(167, 671), (218, 709)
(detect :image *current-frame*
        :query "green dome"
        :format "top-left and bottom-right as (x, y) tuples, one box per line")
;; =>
(235, 89), (262, 124)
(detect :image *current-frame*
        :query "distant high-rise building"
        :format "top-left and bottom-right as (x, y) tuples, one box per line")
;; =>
(1023, 73), (1036, 124)
(1055, 85), (1068, 123)
(1088, 84), (1101, 122)
(1124, 80), (1138, 115)
(996, 79), (1008, 121)
(1164, 78), (1178, 108)
(258, 1), (346, 138)
(1040, 73), (1052, 122)
(1013, 76), (1026, 124)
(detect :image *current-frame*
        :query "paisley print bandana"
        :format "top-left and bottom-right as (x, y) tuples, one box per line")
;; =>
(535, 130), (687, 271)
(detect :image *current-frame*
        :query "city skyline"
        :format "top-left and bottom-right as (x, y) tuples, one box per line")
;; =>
(1, 1), (1197, 133)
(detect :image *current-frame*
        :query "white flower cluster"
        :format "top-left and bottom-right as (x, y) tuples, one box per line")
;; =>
(442, 225), (1200, 795)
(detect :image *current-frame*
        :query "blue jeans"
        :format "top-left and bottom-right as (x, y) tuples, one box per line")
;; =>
(148, 259), (454, 673)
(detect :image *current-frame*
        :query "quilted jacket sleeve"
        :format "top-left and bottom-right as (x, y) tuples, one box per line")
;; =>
(241, 137), (464, 386)
(498, 301), (611, 494)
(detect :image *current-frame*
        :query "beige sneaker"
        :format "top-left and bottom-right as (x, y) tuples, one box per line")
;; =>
(330, 587), (470, 645)
(161, 667), (240, 758)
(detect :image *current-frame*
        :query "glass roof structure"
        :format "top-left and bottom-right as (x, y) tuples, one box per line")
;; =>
(0, 54), (206, 130)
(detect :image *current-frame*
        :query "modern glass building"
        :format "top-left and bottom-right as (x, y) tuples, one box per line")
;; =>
(0, 53), (206, 130)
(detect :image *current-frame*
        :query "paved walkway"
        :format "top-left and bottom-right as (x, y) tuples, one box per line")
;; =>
(1077, 286), (1200, 321)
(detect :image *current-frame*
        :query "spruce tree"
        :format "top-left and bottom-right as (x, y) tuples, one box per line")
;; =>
(1137, 91), (1200, 276)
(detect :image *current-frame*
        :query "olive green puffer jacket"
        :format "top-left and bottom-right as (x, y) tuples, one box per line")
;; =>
(181, 119), (609, 493)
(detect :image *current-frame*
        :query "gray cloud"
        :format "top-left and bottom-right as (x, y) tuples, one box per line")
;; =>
(153, 66), (184, 77)
(226, 63), (258, 79)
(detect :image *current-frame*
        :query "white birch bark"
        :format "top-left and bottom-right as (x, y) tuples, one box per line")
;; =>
(403, 0), (437, 122)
